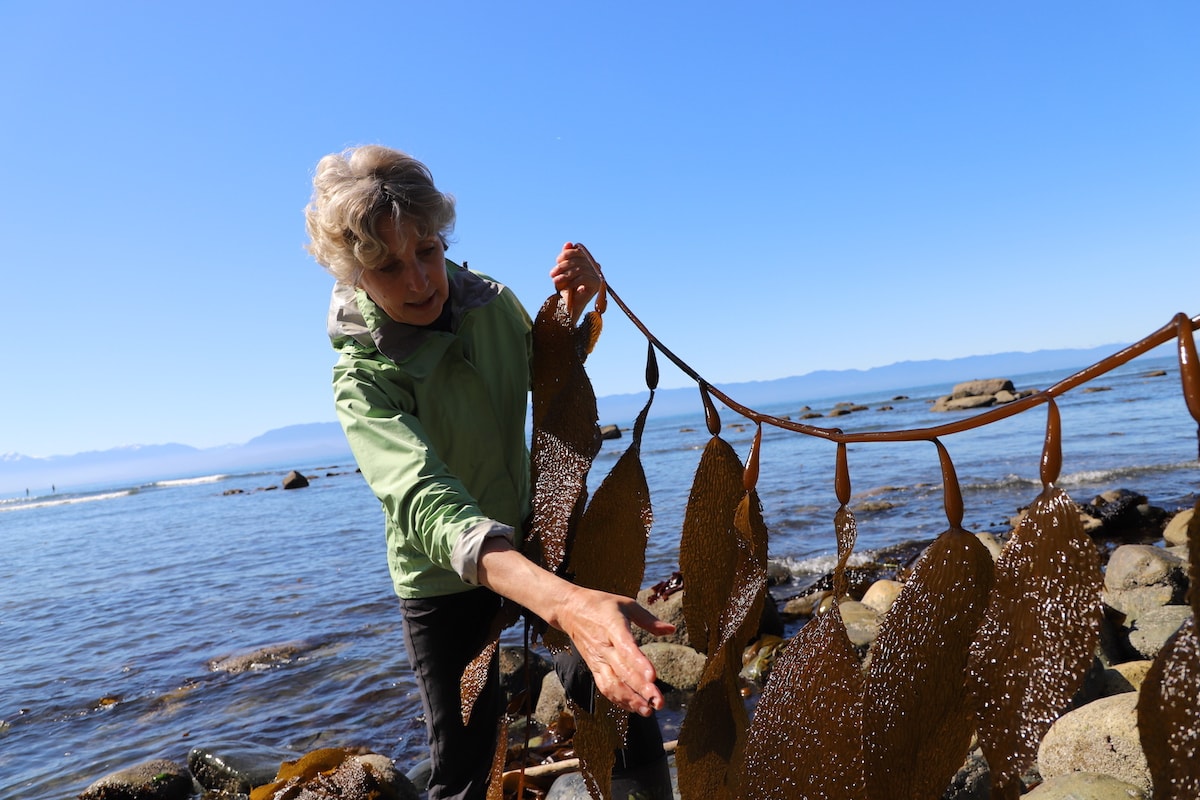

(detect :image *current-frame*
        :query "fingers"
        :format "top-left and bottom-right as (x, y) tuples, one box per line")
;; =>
(562, 594), (667, 716)
(625, 602), (677, 637)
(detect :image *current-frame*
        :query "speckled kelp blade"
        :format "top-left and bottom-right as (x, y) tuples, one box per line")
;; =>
(1137, 500), (1200, 799)
(571, 694), (624, 800)
(677, 487), (768, 800)
(556, 395), (655, 797)
(679, 437), (747, 655)
(967, 486), (1102, 798)
(486, 714), (508, 800)
(564, 393), (654, 598)
(863, 527), (993, 800)
(461, 638), (498, 725)
(529, 294), (601, 578)
(740, 600), (865, 799)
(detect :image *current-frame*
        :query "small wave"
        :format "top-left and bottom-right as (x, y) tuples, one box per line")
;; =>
(773, 551), (878, 576)
(1059, 460), (1200, 489)
(151, 474), (228, 488)
(961, 473), (1040, 492)
(0, 489), (136, 513)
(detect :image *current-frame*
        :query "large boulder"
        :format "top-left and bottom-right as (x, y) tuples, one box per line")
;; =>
(78, 759), (192, 800)
(1037, 693), (1150, 795)
(1022, 771), (1147, 799)
(1163, 506), (1195, 547)
(931, 379), (1035, 412)
(1103, 544), (1188, 619)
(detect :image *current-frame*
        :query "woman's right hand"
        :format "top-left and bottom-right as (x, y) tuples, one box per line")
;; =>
(476, 537), (674, 716)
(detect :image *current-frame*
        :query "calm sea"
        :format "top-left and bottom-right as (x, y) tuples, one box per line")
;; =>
(2, 353), (1196, 799)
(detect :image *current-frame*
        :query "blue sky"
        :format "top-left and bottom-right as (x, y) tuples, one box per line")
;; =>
(1, 2), (1197, 458)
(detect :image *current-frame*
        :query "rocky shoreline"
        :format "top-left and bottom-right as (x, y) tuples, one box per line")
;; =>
(78, 489), (1196, 800)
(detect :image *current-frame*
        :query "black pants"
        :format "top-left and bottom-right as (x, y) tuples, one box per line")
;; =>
(401, 588), (665, 800)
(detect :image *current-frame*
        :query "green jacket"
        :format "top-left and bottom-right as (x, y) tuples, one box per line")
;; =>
(328, 261), (533, 599)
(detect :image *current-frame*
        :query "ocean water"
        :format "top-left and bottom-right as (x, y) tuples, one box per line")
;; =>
(1, 353), (1197, 798)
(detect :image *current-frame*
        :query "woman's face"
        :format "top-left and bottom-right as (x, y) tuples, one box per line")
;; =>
(357, 218), (448, 326)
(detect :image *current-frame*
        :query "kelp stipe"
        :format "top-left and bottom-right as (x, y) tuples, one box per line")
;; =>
(967, 399), (1102, 799)
(862, 440), (993, 800)
(1135, 317), (1200, 799)
(677, 424), (768, 800)
(739, 443), (864, 800)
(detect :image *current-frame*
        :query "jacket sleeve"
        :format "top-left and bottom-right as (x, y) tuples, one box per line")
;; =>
(332, 353), (507, 578)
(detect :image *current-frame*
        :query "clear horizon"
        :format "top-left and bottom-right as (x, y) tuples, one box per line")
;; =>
(4, 340), (1178, 464)
(2, 3), (1197, 458)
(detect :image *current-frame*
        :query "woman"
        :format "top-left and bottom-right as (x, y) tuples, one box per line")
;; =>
(305, 145), (672, 800)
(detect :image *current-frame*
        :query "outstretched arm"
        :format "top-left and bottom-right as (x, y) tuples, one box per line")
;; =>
(476, 536), (674, 717)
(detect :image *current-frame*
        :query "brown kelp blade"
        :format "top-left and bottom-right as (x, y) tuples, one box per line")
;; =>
(863, 526), (994, 800)
(740, 598), (865, 799)
(967, 486), (1102, 798)
(1137, 499), (1200, 799)
(677, 486), (768, 800)
(570, 694), (624, 800)
(561, 388), (654, 598)
(552, 391), (656, 792)
(1138, 615), (1200, 799)
(529, 292), (602, 579)
(679, 436), (747, 656)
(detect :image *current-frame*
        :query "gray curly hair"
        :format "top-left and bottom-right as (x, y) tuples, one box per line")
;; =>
(305, 145), (456, 285)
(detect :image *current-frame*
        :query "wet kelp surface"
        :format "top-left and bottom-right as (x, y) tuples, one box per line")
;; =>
(495, 266), (1200, 800)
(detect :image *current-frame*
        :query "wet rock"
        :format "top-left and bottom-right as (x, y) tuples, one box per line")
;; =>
(1163, 506), (1194, 547)
(1022, 771), (1147, 799)
(188, 741), (297, 795)
(1127, 604), (1192, 659)
(599, 424), (622, 441)
(1037, 693), (1150, 795)
(1083, 489), (1166, 542)
(930, 378), (1036, 412)
(1103, 544), (1187, 619)
(860, 579), (904, 615)
(943, 749), (991, 800)
(282, 470), (310, 489)
(499, 645), (551, 711)
(642, 642), (707, 691)
(974, 532), (1004, 563)
(1101, 660), (1154, 696)
(633, 586), (688, 647)
(78, 758), (192, 800)
(248, 747), (416, 800)
(952, 379), (1015, 399)
(534, 670), (568, 727)
(836, 599), (880, 651)
(208, 639), (327, 673)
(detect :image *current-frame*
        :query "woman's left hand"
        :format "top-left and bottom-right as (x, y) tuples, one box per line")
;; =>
(550, 242), (602, 323)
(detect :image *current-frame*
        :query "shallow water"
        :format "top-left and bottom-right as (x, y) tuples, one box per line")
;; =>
(1, 354), (1196, 798)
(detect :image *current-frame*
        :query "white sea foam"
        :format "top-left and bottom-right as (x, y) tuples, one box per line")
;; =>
(0, 489), (135, 513)
(152, 474), (228, 488)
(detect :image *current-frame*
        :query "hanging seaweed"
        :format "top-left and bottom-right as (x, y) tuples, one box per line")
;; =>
(862, 439), (994, 800)
(738, 443), (864, 800)
(967, 399), (1102, 799)
(553, 344), (659, 799)
(676, 424), (768, 800)
(1135, 318), (1200, 799)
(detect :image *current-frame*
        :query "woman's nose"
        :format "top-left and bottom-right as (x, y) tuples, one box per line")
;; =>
(407, 258), (429, 291)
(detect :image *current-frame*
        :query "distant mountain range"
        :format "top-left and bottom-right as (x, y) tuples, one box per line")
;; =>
(2, 343), (1160, 497)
